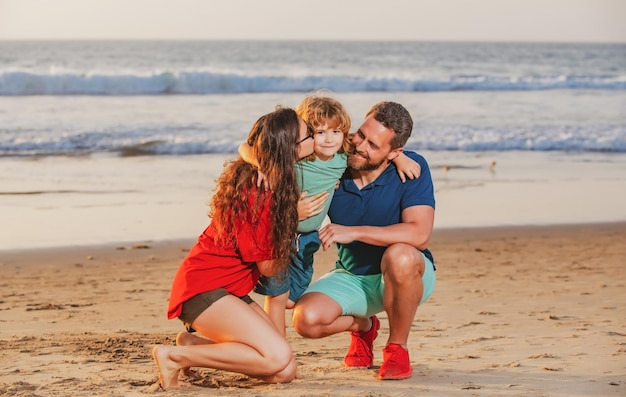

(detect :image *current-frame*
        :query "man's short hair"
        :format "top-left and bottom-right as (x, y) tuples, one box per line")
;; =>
(365, 102), (413, 149)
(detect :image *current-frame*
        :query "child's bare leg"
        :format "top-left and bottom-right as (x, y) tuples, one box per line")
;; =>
(263, 292), (290, 337)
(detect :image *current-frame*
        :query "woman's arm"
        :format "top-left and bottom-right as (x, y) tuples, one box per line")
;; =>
(256, 259), (279, 277)
(297, 191), (329, 221)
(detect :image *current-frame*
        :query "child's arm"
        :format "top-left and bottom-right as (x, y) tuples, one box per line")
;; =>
(392, 152), (421, 183)
(238, 142), (269, 190)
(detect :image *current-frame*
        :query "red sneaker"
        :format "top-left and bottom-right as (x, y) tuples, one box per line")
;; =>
(344, 316), (380, 368)
(378, 343), (413, 380)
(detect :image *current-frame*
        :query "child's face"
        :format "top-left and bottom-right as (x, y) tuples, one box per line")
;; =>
(312, 123), (344, 161)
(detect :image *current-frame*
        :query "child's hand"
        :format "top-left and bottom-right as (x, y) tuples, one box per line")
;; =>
(396, 163), (420, 183)
(297, 191), (329, 221)
(393, 152), (421, 183)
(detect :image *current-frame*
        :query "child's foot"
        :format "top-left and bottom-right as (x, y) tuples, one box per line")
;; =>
(152, 345), (181, 389)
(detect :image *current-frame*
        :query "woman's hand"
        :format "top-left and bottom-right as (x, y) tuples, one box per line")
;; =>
(297, 191), (329, 221)
(255, 169), (270, 190)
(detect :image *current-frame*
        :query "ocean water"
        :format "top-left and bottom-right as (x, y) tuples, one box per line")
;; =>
(1, 41), (625, 249)
(1, 40), (625, 156)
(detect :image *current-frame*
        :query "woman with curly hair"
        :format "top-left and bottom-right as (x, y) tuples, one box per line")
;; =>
(152, 106), (315, 389)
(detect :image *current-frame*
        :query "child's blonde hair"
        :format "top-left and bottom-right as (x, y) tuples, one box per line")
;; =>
(296, 93), (351, 160)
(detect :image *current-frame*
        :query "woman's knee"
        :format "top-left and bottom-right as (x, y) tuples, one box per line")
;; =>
(266, 355), (297, 383)
(261, 343), (296, 380)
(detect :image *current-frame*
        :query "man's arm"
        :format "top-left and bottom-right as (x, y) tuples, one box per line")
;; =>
(318, 205), (434, 251)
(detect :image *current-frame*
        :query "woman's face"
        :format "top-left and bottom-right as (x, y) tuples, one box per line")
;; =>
(296, 117), (315, 159)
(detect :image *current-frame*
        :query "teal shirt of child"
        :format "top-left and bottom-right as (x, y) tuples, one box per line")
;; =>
(296, 152), (347, 233)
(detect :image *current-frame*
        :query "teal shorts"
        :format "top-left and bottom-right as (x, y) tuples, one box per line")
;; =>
(303, 252), (436, 318)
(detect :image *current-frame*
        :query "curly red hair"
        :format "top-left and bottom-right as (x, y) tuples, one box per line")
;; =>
(209, 107), (301, 275)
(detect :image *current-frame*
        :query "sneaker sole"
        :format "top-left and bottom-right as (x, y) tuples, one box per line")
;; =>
(378, 370), (413, 380)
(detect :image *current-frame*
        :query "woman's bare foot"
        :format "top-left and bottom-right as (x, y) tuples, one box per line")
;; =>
(176, 331), (211, 346)
(152, 345), (181, 389)
(175, 332), (213, 377)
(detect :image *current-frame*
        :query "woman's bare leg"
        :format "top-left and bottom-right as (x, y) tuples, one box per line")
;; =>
(175, 332), (213, 377)
(153, 295), (297, 389)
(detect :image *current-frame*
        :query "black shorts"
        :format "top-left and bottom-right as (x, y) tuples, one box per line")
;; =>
(179, 288), (254, 332)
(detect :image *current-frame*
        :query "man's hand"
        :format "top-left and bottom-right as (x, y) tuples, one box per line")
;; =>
(318, 223), (357, 251)
(298, 191), (329, 221)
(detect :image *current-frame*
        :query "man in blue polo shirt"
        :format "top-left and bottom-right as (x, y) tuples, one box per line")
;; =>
(292, 101), (436, 380)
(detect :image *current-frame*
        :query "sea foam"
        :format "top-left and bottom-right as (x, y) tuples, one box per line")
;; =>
(1, 70), (625, 96)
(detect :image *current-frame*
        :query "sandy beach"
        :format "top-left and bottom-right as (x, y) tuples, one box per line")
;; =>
(2, 21), (626, 397)
(1, 222), (624, 396)
(1, 139), (624, 397)
(1, 30), (625, 397)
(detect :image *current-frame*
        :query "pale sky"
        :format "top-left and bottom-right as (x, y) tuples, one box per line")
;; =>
(1, 0), (625, 42)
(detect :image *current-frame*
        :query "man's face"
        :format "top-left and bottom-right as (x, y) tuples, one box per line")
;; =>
(348, 115), (397, 171)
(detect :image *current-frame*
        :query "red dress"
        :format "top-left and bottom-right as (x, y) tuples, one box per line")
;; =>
(167, 188), (274, 319)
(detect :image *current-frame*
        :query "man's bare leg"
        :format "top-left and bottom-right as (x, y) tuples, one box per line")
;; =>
(292, 292), (369, 338)
(381, 243), (424, 347)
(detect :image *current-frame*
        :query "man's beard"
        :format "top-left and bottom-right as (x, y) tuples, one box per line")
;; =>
(348, 151), (387, 171)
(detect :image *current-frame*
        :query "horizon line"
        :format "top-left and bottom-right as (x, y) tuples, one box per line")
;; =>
(1, 37), (625, 44)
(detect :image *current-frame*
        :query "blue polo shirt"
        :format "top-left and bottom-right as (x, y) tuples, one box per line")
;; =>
(327, 151), (435, 276)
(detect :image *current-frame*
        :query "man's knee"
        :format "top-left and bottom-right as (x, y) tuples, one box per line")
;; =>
(292, 293), (341, 338)
(292, 301), (322, 338)
(382, 243), (425, 281)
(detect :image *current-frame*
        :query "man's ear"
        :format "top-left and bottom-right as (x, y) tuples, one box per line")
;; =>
(387, 148), (404, 162)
